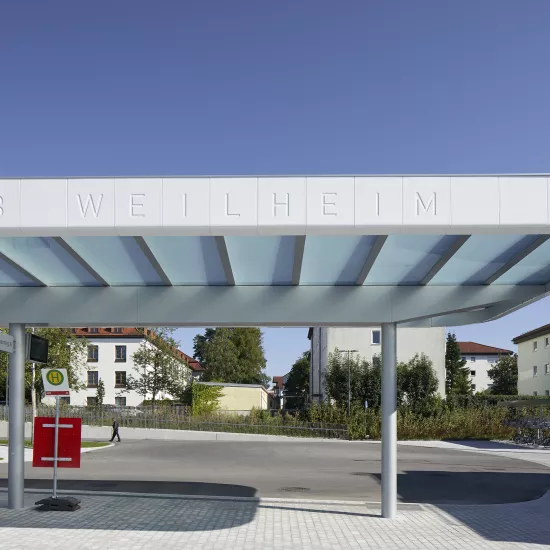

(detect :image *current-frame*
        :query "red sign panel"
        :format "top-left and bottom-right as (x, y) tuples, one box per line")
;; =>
(32, 417), (82, 468)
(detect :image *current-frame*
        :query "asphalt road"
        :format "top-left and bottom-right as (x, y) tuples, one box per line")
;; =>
(1, 440), (549, 504)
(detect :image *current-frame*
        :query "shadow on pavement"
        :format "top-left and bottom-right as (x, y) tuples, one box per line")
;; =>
(368, 470), (550, 504)
(0, 478), (257, 498)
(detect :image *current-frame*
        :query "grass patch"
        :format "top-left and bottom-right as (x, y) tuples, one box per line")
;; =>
(0, 440), (109, 449)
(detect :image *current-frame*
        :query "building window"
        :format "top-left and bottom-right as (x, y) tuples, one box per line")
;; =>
(87, 371), (98, 388)
(90, 328), (99, 334)
(88, 345), (98, 362)
(115, 396), (127, 407)
(533, 366), (538, 377)
(87, 396), (98, 406)
(546, 337), (549, 348)
(546, 364), (549, 375)
(59, 396), (70, 405)
(546, 390), (550, 397)
(533, 391), (538, 397)
(470, 370), (476, 377)
(115, 345), (127, 362)
(470, 357), (476, 362)
(471, 384), (476, 391)
(115, 371), (126, 388)
(533, 341), (538, 351)
(113, 327), (123, 334)
(371, 330), (381, 345)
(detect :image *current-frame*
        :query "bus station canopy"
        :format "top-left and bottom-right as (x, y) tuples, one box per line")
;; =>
(0, 174), (548, 327)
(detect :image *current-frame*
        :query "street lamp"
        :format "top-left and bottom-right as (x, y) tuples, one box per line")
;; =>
(338, 349), (358, 416)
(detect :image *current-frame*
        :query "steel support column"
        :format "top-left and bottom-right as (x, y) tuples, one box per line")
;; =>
(8, 323), (26, 509)
(381, 322), (397, 519)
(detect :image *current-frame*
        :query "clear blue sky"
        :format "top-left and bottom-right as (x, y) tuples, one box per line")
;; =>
(1, 1), (549, 377)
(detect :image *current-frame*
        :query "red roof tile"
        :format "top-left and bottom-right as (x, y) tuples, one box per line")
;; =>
(457, 341), (513, 355)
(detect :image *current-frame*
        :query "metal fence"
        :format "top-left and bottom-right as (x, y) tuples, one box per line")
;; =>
(0, 405), (349, 440)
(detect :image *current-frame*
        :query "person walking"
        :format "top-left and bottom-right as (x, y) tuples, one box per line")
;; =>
(110, 418), (121, 442)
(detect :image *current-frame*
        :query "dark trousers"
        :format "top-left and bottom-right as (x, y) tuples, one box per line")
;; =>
(110, 429), (121, 442)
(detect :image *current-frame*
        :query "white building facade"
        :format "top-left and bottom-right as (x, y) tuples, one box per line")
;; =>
(458, 342), (514, 393)
(513, 324), (550, 396)
(42, 328), (200, 407)
(308, 326), (447, 401)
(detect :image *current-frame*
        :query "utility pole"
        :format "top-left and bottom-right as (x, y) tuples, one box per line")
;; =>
(339, 350), (358, 416)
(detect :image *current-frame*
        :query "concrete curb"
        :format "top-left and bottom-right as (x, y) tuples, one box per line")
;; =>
(0, 487), (380, 507)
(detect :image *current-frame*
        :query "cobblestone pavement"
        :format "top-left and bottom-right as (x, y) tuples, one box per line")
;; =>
(0, 490), (549, 549)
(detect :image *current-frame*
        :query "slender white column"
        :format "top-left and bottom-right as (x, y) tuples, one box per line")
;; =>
(381, 322), (397, 519)
(8, 323), (26, 509)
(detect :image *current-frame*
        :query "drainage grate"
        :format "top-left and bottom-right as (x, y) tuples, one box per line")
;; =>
(278, 486), (310, 493)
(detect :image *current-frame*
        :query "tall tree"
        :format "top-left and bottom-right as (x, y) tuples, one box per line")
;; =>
(398, 353), (439, 411)
(284, 351), (310, 409)
(487, 354), (518, 395)
(445, 333), (472, 395)
(126, 328), (190, 410)
(193, 328), (269, 385)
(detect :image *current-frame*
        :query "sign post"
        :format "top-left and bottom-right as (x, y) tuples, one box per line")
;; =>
(33, 368), (81, 511)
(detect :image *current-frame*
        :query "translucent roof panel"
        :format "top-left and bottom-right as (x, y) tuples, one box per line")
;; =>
(430, 235), (541, 285)
(145, 236), (227, 285)
(364, 235), (458, 285)
(493, 238), (550, 285)
(301, 236), (378, 285)
(0, 254), (41, 286)
(0, 237), (102, 286)
(224, 236), (295, 285)
(64, 237), (164, 286)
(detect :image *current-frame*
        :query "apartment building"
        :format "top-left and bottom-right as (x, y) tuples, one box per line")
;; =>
(458, 341), (514, 393)
(513, 324), (550, 396)
(308, 326), (446, 402)
(42, 328), (202, 407)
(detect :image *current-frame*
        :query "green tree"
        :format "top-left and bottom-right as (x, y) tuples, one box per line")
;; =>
(398, 353), (439, 412)
(487, 354), (518, 395)
(126, 328), (190, 411)
(445, 333), (472, 395)
(193, 328), (269, 385)
(284, 351), (310, 409)
(96, 379), (105, 407)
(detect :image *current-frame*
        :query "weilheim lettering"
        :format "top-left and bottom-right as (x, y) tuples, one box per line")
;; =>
(77, 194), (103, 218)
(415, 192), (436, 216)
(225, 193), (240, 217)
(272, 193), (290, 217)
(322, 192), (337, 216)
(131, 194), (145, 217)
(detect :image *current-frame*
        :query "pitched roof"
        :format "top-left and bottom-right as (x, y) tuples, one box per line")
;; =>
(272, 376), (285, 390)
(457, 341), (513, 355)
(512, 323), (550, 345)
(72, 327), (203, 372)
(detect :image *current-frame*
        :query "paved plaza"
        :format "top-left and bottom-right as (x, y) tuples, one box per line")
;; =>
(0, 488), (549, 549)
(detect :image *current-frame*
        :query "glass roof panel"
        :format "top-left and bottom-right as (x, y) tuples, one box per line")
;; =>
(493, 238), (550, 285)
(430, 234), (541, 285)
(145, 236), (227, 285)
(224, 236), (295, 285)
(0, 255), (40, 286)
(364, 235), (458, 285)
(0, 237), (102, 286)
(301, 236), (377, 285)
(64, 237), (163, 285)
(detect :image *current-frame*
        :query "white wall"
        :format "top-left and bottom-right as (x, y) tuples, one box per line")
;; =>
(461, 354), (499, 393)
(42, 337), (191, 407)
(517, 335), (550, 396)
(311, 326), (446, 401)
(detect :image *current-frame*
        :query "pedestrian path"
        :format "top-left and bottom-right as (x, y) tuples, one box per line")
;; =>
(0, 488), (549, 549)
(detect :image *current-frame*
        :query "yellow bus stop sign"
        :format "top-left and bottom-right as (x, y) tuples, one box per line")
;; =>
(42, 368), (70, 396)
